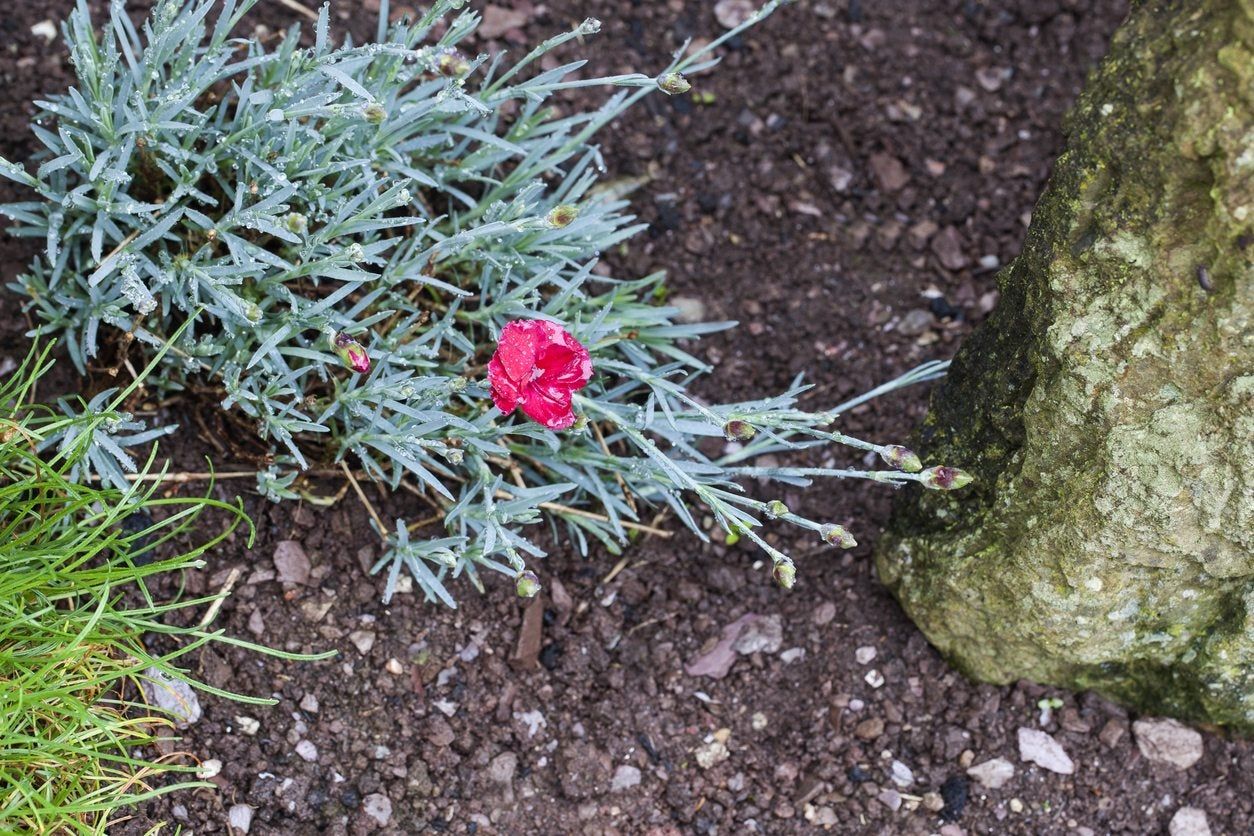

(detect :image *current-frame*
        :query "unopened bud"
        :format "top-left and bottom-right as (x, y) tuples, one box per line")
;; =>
(764, 500), (789, 519)
(332, 331), (371, 374)
(772, 561), (796, 589)
(285, 212), (308, 235)
(515, 570), (541, 598)
(819, 523), (857, 549)
(362, 102), (387, 124)
(920, 465), (973, 490)
(448, 376), (468, 393)
(436, 47), (471, 77)
(723, 420), (756, 442)
(571, 414), (589, 432)
(345, 243), (366, 263)
(657, 72), (691, 95)
(879, 444), (922, 473)
(546, 204), (579, 228)
(244, 302), (263, 323)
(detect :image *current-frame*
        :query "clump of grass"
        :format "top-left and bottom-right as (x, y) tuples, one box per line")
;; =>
(0, 347), (322, 834)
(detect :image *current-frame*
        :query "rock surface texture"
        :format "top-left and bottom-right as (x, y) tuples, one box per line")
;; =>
(877, 0), (1254, 732)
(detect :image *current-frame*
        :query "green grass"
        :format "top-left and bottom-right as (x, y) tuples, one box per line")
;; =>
(0, 347), (325, 834)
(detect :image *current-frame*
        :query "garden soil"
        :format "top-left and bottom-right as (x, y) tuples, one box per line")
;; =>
(2, 1), (1251, 834)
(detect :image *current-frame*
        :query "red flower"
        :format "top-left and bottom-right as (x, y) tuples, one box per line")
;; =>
(488, 320), (592, 430)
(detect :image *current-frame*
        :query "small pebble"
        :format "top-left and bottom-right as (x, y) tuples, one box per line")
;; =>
(30, 20), (57, 42)
(877, 788), (902, 812)
(611, 764), (642, 792)
(695, 740), (730, 769)
(1017, 727), (1075, 774)
(923, 791), (945, 812)
(488, 752), (517, 784)
(1168, 806), (1212, 836)
(362, 793), (393, 827)
(299, 693), (319, 713)
(864, 669), (885, 688)
(197, 758), (222, 779)
(348, 630), (376, 654)
(295, 740), (318, 762)
(1009, 798), (1024, 813)
(235, 715), (260, 736)
(228, 804), (253, 834)
(967, 757), (1015, 789)
(889, 760), (914, 788)
(1133, 718), (1203, 770)
(855, 646), (877, 665)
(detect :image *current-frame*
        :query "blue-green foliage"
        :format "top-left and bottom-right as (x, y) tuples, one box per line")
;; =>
(2, 0), (957, 606)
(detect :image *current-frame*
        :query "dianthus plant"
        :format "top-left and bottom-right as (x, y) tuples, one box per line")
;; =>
(1, 0), (969, 606)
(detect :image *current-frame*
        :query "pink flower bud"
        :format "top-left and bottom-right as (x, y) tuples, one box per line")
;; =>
(879, 444), (922, 473)
(919, 466), (973, 490)
(723, 420), (756, 442)
(820, 523), (858, 549)
(515, 570), (541, 598)
(332, 331), (371, 374)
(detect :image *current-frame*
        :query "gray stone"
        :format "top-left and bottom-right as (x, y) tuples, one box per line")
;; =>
(348, 630), (376, 655)
(732, 614), (783, 655)
(1133, 718), (1204, 769)
(611, 764), (642, 792)
(877, 788), (902, 812)
(295, 740), (318, 762)
(141, 669), (201, 728)
(967, 756), (1015, 789)
(877, 0), (1254, 733)
(488, 752), (518, 785)
(228, 805), (253, 834)
(670, 296), (707, 324)
(1017, 728), (1074, 775)
(1168, 806), (1212, 836)
(362, 793), (393, 827)
(272, 540), (310, 585)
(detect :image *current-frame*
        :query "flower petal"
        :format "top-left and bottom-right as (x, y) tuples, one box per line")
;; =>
(521, 383), (576, 430)
(494, 320), (542, 383)
(487, 353), (524, 415)
(535, 321), (592, 389)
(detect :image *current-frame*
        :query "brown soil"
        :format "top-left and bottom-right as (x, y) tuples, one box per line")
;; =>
(3, 1), (1251, 835)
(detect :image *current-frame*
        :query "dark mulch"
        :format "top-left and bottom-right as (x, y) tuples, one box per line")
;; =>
(2, 1), (1250, 834)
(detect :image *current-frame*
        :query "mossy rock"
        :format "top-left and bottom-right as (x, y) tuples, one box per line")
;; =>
(876, 0), (1253, 733)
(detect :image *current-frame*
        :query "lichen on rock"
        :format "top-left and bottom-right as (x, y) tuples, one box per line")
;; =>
(876, 0), (1254, 733)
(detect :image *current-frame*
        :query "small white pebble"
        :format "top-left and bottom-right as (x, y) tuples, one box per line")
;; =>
(235, 716), (260, 736)
(228, 804), (253, 834)
(1010, 798), (1025, 813)
(295, 740), (318, 762)
(864, 669), (885, 688)
(855, 646), (878, 665)
(31, 21), (57, 42)
(386, 657), (404, 675)
(751, 712), (769, 731)
(197, 758), (222, 779)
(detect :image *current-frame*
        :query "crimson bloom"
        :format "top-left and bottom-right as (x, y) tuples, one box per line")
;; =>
(488, 320), (592, 430)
